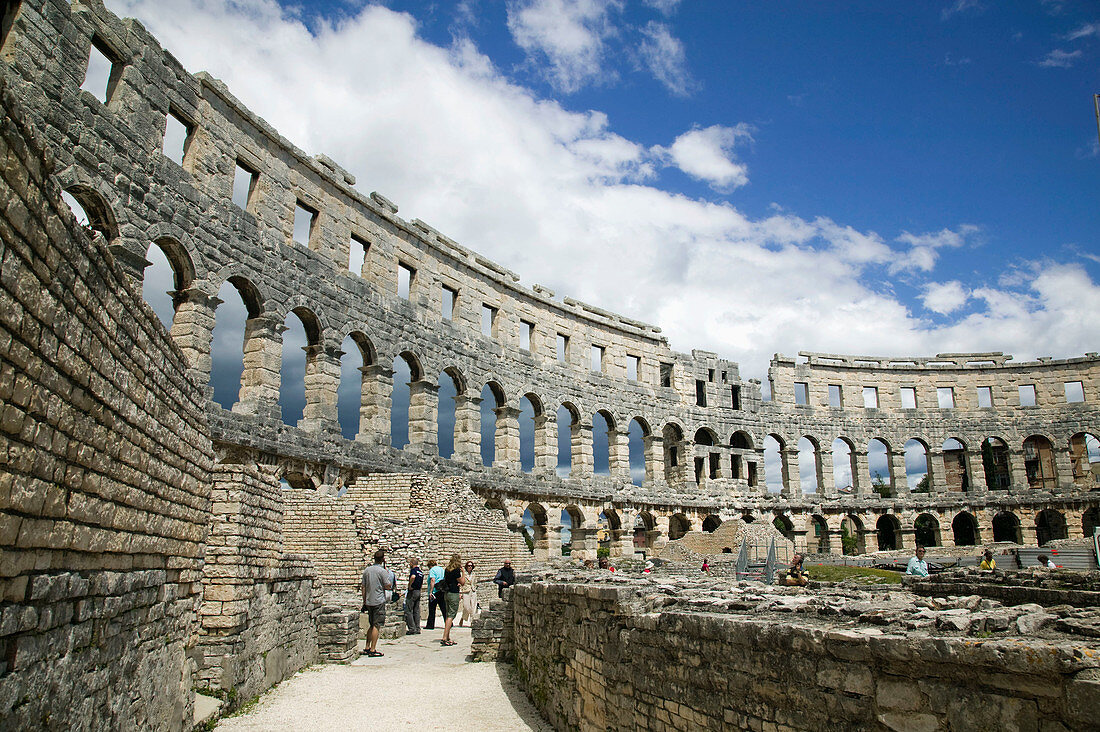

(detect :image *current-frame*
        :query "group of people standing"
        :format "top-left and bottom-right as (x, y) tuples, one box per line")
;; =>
(361, 552), (518, 656)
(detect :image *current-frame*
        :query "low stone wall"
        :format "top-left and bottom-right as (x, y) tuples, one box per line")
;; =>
(510, 571), (1100, 731)
(317, 604), (359, 663)
(910, 567), (1100, 608)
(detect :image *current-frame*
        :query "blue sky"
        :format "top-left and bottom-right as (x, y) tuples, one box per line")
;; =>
(116, 0), (1099, 411)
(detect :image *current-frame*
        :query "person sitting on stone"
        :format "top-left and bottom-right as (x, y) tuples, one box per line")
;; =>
(1036, 554), (1057, 569)
(783, 553), (808, 586)
(492, 560), (515, 598)
(979, 550), (996, 570)
(905, 546), (929, 578)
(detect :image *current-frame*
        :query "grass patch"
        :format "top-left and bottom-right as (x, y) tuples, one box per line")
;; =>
(807, 565), (904, 585)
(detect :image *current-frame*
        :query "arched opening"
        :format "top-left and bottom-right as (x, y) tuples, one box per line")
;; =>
(772, 515), (795, 542)
(557, 403), (579, 477)
(142, 238), (194, 330)
(280, 307), (321, 427)
(798, 436), (820, 493)
(519, 393), (541, 473)
(598, 510), (621, 555)
(210, 277), (260, 410)
(436, 368), (463, 458)
(942, 438), (970, 493)
(841, 514), (864, 555)
(481, 381), (506, 466)
(1023, 435), (1057, 490)
(60, 186), (119, 242)
(522, 503), (548, 555)
(730, 431), (752, 481)
(693, 428), (718, 484)
(1035, 509), (1067, 546)
(764, 434), (785, 493)
(668, 513), (691, 541)
(662, 423), (684, 485)
(561, 507), (583, 556)
(832, 437), (855, 493)
(1083, 507), (1100, 538)
(628, 417), (648, 487)
(593, 410), (614, 476)
(914, 513), (940, 548)
(876, 514), (900, 551)
(868, 438), (892, 497)
(951, 511), (979, 546)
(992, 511), (1021, 544)
(811, 515), (829, 553)
(981, 437), (1012, 490)
(702, 515), (722, 533)
(337, 332), (374, 439)
(905, 439), (930, 492)
(634, 513), (655, 550)
(390, 352), (422, 449)
(1069, 432), (1100, 489)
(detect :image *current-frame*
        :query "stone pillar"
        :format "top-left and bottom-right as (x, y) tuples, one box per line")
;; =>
(453, 395), (482, 464)
(643, 435), (664, 489)
(532, 413), (557, 477)
(968, 448), (989, 493)
(818, 449), (836, 497)
(612, 510), (637, 558)
(679, 440), (696, 486)
(925, 449), (944, 494)
(1053, 446), (1074, 492)
(494, 405), (521, 472)
(544, 516), (563, 558)
(781, 447), (800, 497)
(1009, 449), (1029, 490)
(571, 423), (594, 478)
(169, 287), (218, 379)
(898, 528), (916, 551)
(1019, 520), (1038, 546)
(608, 428), (631, 483)
(824, 519), (843, 554)
(570, 522), (598, 561)
(233, 314), (283, 419)
(852, 450), (869, 496)
(889, 450), (909, 497)
(407, 380), (439, 455)
(298, 344), (341, 434)
(356, 364), (393, 447)
(650, 515), (670, 553)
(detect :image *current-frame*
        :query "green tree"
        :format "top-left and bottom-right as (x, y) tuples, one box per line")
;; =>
(871, 473), (892, 498)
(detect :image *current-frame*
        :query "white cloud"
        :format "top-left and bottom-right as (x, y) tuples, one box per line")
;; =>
(505, 0), (623, 93)
(921, 281), (969, 315)
(641, 0), (681, 16)
(1039, 49), (1082, 68)
(941, 0), (983, 21)
(105, 0), (1100, 379)
(1067, 23), (1100, 41)
(655, 124), (753, 191)
(638, 21), (697, 97)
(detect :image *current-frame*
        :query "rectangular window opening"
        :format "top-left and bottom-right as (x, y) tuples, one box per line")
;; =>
(937, 387), (955, 409)
(794, 382), (809, 405)
(977, 386), (993, 408)
(708, 453), (720, 479)
(293, 201), (317, 247)
(162, 108), (193, 167)
(695, 379), (707, 407)
(900, 386), (917, 409)
(627, 355), (639, 381)
(556, 333), (569, 363)
(862, 386), (878, 409)
(747, 462), (758, 487)
(81, 37), (121, 104)
(708, 369), (715, 382)
(1019, 384), (1037, 407)
(1065, 381), (1085, 403)
(660, 362), (673, 388)
(232, 160), (258, 211)
(721, 370), (727, 382)
(520, 320), (534, 351)
(349, 234), (369, 276)
(397, 262), (415, 300)
(731, 455), (741, 479)
(441, 285), (457, 321)
(731, 385), (741, 410)
(828, 384), (842, 408)
(481, 305), (496, 337)
(591, 345), (604, 373)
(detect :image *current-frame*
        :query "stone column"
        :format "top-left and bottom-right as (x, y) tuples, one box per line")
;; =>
(494, 405), (521, 472)
(898, 528), (917, 551)
(169, 287), (218, 379)
(852, 449), (870, 496)
(679, 440), (696, 486)
(356, 364), (393, 447)
(887, 450), (907, 497)
(1009, 448), (1029, 490)
(1019, 519), (1038, 546)
(407, 380), (439, 455)
(570, 521), (598, 561)
(532, 413), (557, 477)
(781, 447), (800, 497)
(824, 518), (843, 554)
(233, 314), (283, 419)
(650, 515), (670, 554)
(1053, 446), (1074, 492)
(608, 428), (631, 483)
(643, 435), (664, 489)
(612, 510), (637, 558)
(571, 423), (594, 478)
(968, 448), (989, 493)
(453, 395), (482, 464)
(543, 516), (563, 558)
(299, 343), (341, 434)
(818, 449), (836, 497)
(928, 449), (947, 495)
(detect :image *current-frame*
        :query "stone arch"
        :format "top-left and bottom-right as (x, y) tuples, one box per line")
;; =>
(1083, 506), (1100, 538)
(668, 513), (691, 541)
(634, 511), (656, 550)
(764, 434), (786, 493)
(798, 435), (821, 494)
(772, 514), (795, 542)
(557, 401), (581, 477)
(593, 409), (616, 476)
(810, 514), (829, 553)
(435, 366), (466, 459)
(1023, 435), (1057, 490)
(841, 514), (865, 555)
(279, 305), (324, 429)
(831, 437), (856, 493)
(389, 350), (426, 449)
(876, 514), (900, 551)
(992, 511), (1021, 543)
(628, 417), (648, 487)
(942, 437), (970, 493)
(914, 513), (940, 548)
(662, 422), (685, 485)
(211, 274), (265, 410)
(693, 426), (720, 484)
(337, 332), (376, 440)
(523, 502), (549, 558)
(905, 438), (931, 493)
(58, 171), (121, 242)
(702, 514), (722, 533)
(981, 437), (1012, 490)
(480, 380), (507, 467)
(951, 511), (979, 546)
(519, 392), (544, 473)
(1069, 432), (1100, 489)
(561, 504), (587, 557)
(868, 438), (893, 496)
(142, 235), (196, 331)
(693, 427), (717, 445)
(730, 431), (753, 449)
(1035, 509), (1067, 546)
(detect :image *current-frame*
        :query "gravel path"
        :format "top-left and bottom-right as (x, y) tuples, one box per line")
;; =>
(215, 626), (552, 731)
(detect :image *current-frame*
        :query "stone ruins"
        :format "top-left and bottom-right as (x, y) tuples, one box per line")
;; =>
(0, 1), (1097, 729)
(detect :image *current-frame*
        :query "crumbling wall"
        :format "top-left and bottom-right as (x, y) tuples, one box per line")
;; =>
(0, 76), (212, 730)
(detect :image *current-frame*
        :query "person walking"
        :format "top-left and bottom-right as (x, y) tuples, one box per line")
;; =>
(424, 559), (445, 630)
(440, 553), (464, 646)
(361, 550), (393, 657)
(458, 560), (477, 626)
(404, 557), (424, 634)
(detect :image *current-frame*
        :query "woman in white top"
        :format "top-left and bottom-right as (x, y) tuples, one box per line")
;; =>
(457, 561), (477, 626)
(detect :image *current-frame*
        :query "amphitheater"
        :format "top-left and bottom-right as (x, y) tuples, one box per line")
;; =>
(1, 1), (1098, 730)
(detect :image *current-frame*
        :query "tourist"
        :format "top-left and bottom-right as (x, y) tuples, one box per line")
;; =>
(404, 557), (424, 634)
(1036, 554), (1057, 569)
(979, 550), (996, 570)
(784, 553), (808, 586)
(458, 560), (477, 626)
(493, 560), (515, 598)
(583, 559), (595, 568)
(598, 557), (615, 572)
(424, 559), (445, 630)
(701, 559), (710, 573)
(905, 546), (929, 578)
(361, 550), (393, 657)
(440, 553), (464, 646)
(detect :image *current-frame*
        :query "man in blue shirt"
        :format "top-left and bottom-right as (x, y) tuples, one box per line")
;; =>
(906, 546), (929, 578)
(424, 559), (446, 630)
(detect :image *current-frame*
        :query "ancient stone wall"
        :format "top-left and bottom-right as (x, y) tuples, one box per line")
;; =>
(510, 573), (1100, 731)
(0, 71), (212, 730)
